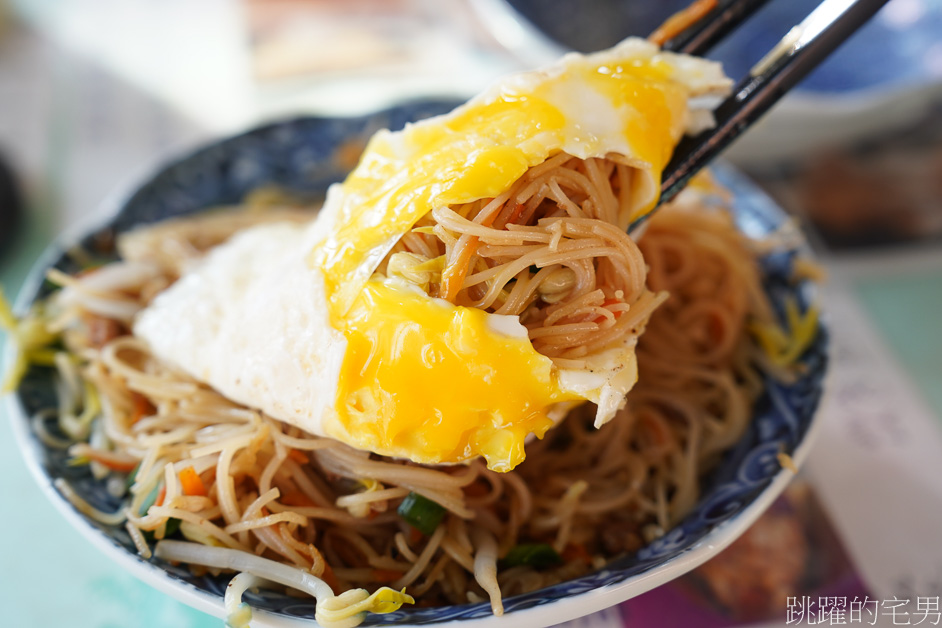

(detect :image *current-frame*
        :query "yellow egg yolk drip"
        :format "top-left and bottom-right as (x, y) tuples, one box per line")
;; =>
(324, 281), (580, 472)
(311, 54), (690, 317)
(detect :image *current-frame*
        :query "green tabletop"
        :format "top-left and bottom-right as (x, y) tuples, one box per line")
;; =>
(856, 271), (942, 425)
(0, 214), (218, 627)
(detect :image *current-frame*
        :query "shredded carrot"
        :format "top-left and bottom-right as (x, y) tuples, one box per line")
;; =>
(439, 199), (525, 302)
(478, 203), (502, 228)
(130, 392), (154, 425)
(81, 312), (124, 349)
(440, 236), (480, 302)
(372, 569), (406, 583)
(504, 202), (527, 227)
(463, 481), (490, 499)
(155, 484), (167, 507)
(288, 449), (309, 465)
(709, 311), (728, 344)
(640, 414), (673, 448)
(561, 543), (592, 564)
(179, 467), (207, 497)
(281, 491), (318, 508)
(320, 562), (340, 593)
(648, 0), (717, 46)
(82, 450), (139, 473)
(408, 527), (423, 545)
(593, 298), (625, 324)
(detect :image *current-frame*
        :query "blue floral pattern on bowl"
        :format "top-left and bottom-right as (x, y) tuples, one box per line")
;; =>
(10, 100), (827, 625)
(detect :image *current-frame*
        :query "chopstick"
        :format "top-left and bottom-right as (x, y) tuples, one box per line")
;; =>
(657, 0), (774, 56)
(645, 0), (891, 223)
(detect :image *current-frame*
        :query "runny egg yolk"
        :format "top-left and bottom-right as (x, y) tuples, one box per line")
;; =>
(312, 54), (689, 317)
(308, 45), (701, 471)
(323, 281), (580, 472)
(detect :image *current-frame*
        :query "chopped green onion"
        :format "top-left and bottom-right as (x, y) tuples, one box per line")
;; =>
(138, 482), (162, 517)
(136, 481), (180, 540)
(397, 492), (445, 535)
(79, 258), (110, 273)
(166, 518), (181, 537)
(500, 544), (563, 570)
(142, 518), (180, 543)
(160, 518), (181, 538)
(125, 461), (141, 491)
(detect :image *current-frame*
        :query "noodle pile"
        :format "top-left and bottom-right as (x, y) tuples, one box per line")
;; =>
(382, 153), (663, 368)
(6, 167), (814, 625)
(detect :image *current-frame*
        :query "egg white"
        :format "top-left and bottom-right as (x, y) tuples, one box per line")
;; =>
(134, 38), (732, 470)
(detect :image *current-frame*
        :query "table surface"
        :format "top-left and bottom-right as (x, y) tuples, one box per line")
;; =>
(2, 3), (941, 627)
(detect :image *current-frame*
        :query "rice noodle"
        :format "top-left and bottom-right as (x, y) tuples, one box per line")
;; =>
(35, 174), (803, 617)
(382, 156), (659, 364)
(54, 478), (127, 526)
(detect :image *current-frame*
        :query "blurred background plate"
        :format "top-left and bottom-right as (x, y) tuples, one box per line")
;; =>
(470, 0), (942, 164)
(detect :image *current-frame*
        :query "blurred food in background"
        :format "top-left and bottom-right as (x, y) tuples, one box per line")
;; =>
(621, 479), (872, 627)
(488, 0), (676, 52)
(495, 0), (942, 100)
(681, 481), (861, 622)
(754, 103), (942, 248)
(247, 0), (469, 79)
(243, 0), (516, 117)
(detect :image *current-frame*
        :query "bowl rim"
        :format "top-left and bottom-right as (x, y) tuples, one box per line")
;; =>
(2, 112), (829, 628)
(4, 372), (828, 628)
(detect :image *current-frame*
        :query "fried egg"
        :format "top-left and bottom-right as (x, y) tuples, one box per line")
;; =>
(135, 38), (731, 472)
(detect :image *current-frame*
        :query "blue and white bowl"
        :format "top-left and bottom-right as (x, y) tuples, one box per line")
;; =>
(5, 101), (828, 627)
